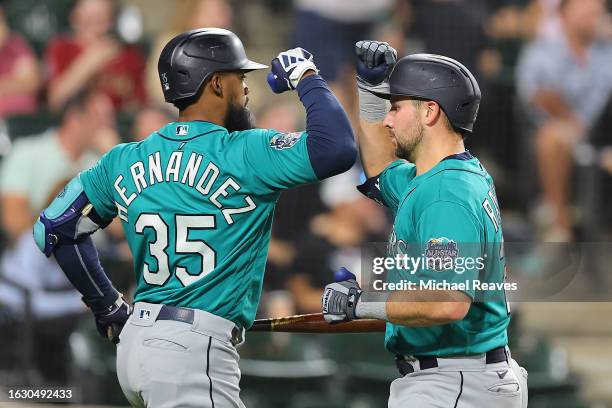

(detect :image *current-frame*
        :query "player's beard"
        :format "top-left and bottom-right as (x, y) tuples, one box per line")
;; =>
(395, 119), (425, 162)
(225, 102), (255, 132)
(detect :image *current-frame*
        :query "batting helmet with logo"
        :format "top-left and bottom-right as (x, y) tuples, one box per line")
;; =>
(374, 54), (481, 133)
(158, 28), (268, 103)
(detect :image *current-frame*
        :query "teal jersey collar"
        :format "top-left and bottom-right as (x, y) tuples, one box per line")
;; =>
(401, 153), (485, 199)
(157, 121), (227, 140)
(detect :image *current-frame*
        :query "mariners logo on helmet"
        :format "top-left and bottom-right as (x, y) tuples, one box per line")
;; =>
(161, 73), (170, 90)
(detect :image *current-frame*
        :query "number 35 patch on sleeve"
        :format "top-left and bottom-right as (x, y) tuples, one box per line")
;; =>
(270, 132), (302, 150)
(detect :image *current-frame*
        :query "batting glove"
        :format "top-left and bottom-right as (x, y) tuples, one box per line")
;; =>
(355, 40), (397, 86)
(322, 268), (362, 323)
(94, 295), (132, 344)
(267, 47), (318, 94)
(355, 40), (397, 122)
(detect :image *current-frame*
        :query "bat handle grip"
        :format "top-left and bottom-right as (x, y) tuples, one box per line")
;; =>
(334, 267), (356, 282)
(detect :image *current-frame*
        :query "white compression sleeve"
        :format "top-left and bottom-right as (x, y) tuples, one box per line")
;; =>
(355, 291), (389, 320)
(357, 81), (391, 123)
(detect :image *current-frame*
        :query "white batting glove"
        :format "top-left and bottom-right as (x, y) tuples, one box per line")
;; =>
(267, 47), (318, 93)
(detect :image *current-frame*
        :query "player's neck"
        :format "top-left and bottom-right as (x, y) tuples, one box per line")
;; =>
(178, 97), (227, 128)
(414, 132), (465, 176)
(178, 110), (225, 127)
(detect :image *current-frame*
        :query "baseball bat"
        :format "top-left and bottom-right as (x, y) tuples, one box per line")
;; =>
(249, 312), (386, 333)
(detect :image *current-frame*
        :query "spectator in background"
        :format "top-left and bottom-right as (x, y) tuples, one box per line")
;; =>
(0, 89), (119, 383)
(131, 104), (174, 141)
(0, 1), (41, 119)
(292, 0), (394, 123)
(407, 0), (492, 81)
(0, 90), (119, 244)
(281, 168), (389, 313)
(145, 0), (232, 106)
(0, 178), (85, 384)
(516, 0), (612, 241)
(523, 0), (563, 40)
(45, 0), (146, 112)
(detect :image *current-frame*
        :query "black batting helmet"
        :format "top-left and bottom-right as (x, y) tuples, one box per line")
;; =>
(374, 54), (481, 133)
(158, 28), (267, 103)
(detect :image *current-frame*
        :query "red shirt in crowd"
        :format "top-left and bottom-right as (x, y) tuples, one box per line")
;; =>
(45, 36), (147, 111)
(0, 34), (38, 118)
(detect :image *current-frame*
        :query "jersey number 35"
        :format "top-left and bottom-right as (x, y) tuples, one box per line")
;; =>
(135, 213), (216, 287)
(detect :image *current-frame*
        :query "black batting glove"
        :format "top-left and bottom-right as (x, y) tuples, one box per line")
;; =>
(94, 296), (132, 344)
(355, 40), (397, 86)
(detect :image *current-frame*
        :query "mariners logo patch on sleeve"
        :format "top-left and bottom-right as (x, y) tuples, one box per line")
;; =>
(270, 132), (302, 150)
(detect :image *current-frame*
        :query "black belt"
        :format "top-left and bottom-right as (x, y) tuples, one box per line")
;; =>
(156, 305), (243, 346)
(157, 304), (195, 324)
(395, 347), (508, 376)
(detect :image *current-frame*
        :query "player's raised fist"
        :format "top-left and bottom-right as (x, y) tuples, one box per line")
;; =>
(355, 40), (397, 86)
(267, 47), (318, 94)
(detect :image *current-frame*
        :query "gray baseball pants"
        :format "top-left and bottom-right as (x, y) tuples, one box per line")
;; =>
(116, 302), (245, 408)
(389, 349), (528, 408)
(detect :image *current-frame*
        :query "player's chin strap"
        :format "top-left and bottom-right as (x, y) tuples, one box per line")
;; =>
(33, 175), (119, 316)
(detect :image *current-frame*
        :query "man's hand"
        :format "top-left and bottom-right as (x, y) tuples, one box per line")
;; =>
(322, 268), (362, 323)
(267, 47), (318, 94)
(355, 40), (397, 127)
(94, 296), (132, 344)
(355, 40), (397, 86)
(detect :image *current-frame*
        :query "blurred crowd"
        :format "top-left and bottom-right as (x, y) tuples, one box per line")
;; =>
(1, 0), (612, 391)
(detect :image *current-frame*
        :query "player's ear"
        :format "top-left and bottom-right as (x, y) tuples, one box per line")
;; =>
(423, 101), (440, 127)
(210, 74), (224, 98)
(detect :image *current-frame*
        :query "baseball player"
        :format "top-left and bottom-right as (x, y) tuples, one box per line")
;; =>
(33, 28), (356, 407)
(321, 41), (528, 407)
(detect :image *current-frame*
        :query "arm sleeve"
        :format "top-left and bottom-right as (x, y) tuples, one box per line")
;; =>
(53, 236), (119, 314)
(415, 201), (483, 299)
(242, 75), (356, 193)
(299, 75), (357, 179)
(357, 160), (416, 213)
(78, 151), (118, 220)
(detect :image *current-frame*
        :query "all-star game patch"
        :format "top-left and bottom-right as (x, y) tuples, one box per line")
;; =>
(270, 132), (302, 150)
(425, 237), (458, 271)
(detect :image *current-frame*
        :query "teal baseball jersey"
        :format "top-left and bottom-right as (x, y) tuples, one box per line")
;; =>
(79, 121), (317, 328)
(377, 154), (510, 356)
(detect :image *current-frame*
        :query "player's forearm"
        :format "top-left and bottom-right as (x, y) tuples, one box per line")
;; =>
(356, 289), (471, 326)
(297, 74), (357, 179)
(53, 237), (120, 314)
(358, 119), (398, 178)
(356, 75), (398, 177)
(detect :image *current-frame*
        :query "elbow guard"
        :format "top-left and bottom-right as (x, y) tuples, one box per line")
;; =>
(33, 176), (111, 257)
